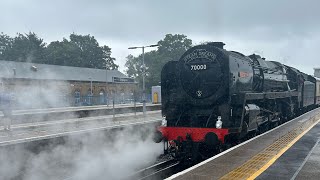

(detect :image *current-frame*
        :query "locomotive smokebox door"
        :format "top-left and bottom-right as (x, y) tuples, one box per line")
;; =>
(178, 44), (229, 103)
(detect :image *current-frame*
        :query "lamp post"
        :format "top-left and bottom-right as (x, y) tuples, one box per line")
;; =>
(89, 78), (93, 95)
(128, 44), (159, 117)
(88, 77), (93, 105)
(105, 63), (108, 106)
(105, 51), (111, 106)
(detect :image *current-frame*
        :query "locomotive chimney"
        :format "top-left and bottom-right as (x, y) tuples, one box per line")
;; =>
(208, 42), (225, 49)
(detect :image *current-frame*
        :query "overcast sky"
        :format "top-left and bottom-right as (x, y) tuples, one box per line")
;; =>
(2, 0), (319, 75)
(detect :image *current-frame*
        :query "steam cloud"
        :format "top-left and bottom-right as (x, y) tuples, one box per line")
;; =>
(0, 126), (163, 180)
(1, 63), (162, 180)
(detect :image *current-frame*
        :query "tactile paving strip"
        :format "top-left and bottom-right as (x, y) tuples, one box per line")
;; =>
(219, 114), (320, 180)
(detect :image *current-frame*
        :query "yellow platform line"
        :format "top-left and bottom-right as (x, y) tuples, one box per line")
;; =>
(219, 114), (320, 180)
(248, 118), (320, 180)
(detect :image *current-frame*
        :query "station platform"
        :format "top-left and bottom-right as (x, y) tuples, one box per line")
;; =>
(0, 103), (161, 125)
(167, 108), (320, 180)
(9, 103), (160, 115)
(0, 111), (161, 147)
(257, 121), (320, 180)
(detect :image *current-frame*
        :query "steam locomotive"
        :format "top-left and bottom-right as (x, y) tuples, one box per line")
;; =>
(153, 42), (320, 162)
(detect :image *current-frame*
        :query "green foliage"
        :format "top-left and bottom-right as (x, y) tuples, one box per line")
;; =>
(158, 34), (192, 61)
(101, 45), (118, 70)
(1, 32), (46, 63)
(0, 32), (119, 69)
(45, 39), (82, 66)
(0, 32), (13, 60)
(46, 33), (118, 69)
(125, 34), (192, 91)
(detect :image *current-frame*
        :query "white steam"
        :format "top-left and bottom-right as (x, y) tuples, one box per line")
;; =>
(0, 126), (162, 180)
(14, 82), (71, 109)
(1, 59), (162, 180)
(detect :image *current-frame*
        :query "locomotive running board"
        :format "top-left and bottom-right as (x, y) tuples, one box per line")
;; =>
(245, 91), (299, 100)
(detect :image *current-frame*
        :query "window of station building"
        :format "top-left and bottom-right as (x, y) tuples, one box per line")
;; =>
(85, 89), (93, 105)
(88, 89), (93, 95)
(120, 89), (125, 104)
(74, 90), (81, 105)
(99, 89), (106, 104)
(129, 91), (134, 103)
(110, 90), (116, 104)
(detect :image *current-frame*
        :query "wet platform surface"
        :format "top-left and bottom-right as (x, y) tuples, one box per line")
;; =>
(258, 122), (320, 180)
(168, 108), (320, 180)
(295, 140), (320, 180)
(0, 111), (161, 146)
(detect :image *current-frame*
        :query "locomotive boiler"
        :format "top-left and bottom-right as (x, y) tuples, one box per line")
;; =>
(154, 42), (320, 162)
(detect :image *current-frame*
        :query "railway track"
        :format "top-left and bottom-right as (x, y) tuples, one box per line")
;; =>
(58, 156), (179, 180)
(129, 158), (181, 180)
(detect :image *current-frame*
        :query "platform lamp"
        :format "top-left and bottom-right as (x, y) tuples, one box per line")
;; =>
(105, 51), (112, 106)
(128, 44), (159, 117)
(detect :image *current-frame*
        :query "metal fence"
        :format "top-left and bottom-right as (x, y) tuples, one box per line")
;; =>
(73, 93), (152, 106)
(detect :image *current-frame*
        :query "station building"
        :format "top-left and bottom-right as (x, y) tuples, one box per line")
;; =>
(0, 60), (136, 108)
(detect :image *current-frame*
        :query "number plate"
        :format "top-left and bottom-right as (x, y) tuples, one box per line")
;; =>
(190, 64), (207, 71)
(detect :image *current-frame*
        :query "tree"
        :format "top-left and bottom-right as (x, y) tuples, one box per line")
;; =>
(46, 33), (118, 69)
(157, 34), (192, 61)
(0, 33), (13, 60)
(0, 32), (119, 69)
(45, 39), (82, 66)
(69, 33), (103, 68)
(125, 54), (142, 78)
(102, 45), (118, 70)
(125, 34), (192, 92)
(2, 32), (46, 63)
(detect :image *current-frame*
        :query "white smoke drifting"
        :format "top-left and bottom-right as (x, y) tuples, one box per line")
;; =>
(0, 125), (163, 180)
(13, 80), (71, 110)
(1, 59), (162, 180)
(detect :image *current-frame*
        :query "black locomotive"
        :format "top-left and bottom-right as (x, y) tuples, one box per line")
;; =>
(154, 42), (320, 162)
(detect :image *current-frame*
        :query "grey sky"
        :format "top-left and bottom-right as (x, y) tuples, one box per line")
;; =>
(2, 0), (319, 74)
